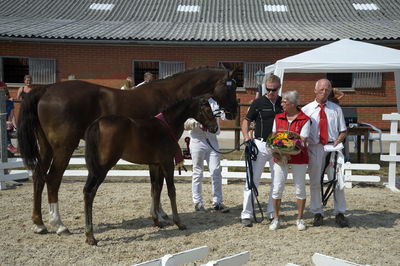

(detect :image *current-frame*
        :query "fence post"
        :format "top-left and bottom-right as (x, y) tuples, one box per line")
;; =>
(0, 89), (7, 190)
(380, 113), (400, 192)
(235, 99), (241, 150)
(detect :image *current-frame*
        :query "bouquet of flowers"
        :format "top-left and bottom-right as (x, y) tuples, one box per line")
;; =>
(267, 131), (303, 165)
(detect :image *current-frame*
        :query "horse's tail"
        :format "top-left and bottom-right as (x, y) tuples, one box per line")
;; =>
(17, 86), (48, 170)
(84, 120), (103, 179)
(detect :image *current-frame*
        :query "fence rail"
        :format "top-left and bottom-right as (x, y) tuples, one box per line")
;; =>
(9, 158), (380, 188)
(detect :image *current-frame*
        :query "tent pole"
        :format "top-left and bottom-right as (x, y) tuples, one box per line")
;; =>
(395, 71), (400, 113)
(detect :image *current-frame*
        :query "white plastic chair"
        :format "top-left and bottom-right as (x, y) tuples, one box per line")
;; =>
(350, 122), (382, 155)
(359, 122), (382, 153)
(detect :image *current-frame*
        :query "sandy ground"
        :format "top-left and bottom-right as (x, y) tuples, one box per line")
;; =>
(0, 178), (399, 266)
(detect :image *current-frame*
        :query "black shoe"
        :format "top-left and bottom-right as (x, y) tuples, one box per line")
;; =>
(213, 202), (230, 213)
(194, 203), (206, 213)
(335, 213), (349, 228)
(241, 218), (253, 227)
(313, 213), (324, 226)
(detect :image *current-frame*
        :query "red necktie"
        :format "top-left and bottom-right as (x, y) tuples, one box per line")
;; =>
(319, 104), (328, 145)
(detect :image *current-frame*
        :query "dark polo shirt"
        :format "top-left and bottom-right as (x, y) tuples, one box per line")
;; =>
(245, 96), (283, 139)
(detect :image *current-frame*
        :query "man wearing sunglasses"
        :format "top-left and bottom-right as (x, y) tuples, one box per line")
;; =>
(240, 74), (283, 227)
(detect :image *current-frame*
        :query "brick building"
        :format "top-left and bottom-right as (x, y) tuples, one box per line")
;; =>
(1, 0), (400, 129)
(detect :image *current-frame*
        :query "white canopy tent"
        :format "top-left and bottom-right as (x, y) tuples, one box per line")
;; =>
(265, 39), (400, 112)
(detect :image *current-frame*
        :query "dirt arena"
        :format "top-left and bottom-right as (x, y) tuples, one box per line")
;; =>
(0, 178), (399, 265)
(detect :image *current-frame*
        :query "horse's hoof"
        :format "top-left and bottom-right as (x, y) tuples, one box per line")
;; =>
(155, 222), (165, 228)
(177, 223), (187, 230)
(86, 238), (98, 246)
(56, 228), (72, 236)
(153, 219), (167, 228)
(33, 225), (48, 234)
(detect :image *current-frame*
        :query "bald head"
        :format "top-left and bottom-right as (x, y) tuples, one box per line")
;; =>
(314, 79), (332, 104)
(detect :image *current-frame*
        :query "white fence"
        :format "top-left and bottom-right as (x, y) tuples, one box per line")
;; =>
(132, 246), (249, 266)
(0, 158), (29, 190)
(310, 253), (368, 266)
(9, 158), (380, 188)
(380, 113), (400, 192)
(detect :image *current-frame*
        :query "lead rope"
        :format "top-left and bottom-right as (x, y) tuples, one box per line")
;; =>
(321, 151), (338, 206)
(205, 138), (246, 154)
(244, 139), (264, 223)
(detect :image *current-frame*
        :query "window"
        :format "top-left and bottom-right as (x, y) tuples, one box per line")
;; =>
(264, 4), (288, 12)
(352, 72), (382, 89)
(133, 60), (185, 85)
(2, 58), (29, 83)
(219, 61), (271, 89)
(244, 62), (271, 88)
(326, 72), (382, 90)
(177, 5), (200, 12)
(326, 73), (353, 89)
(0, 57), (56, 84)
(352, 3), (379, 11)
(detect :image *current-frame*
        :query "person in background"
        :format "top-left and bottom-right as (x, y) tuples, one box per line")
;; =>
(302, 79), (348, 228)
(328, 87), (345, 104)
(16, 75), (33, 100)
(270, 91), (310, 231)
(0, 82), (17, 153)
(135, 72), (155, 87)
(240, 74), (283, 227)
(184, 98), (229, 213)
(121, 77), (135, 90)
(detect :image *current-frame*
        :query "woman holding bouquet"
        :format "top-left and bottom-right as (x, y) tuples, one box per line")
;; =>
(270, 91), (310, 231)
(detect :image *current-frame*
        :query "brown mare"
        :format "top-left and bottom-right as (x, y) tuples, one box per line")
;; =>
(17, 66), (238, 235)
(83, 97), (218, 245)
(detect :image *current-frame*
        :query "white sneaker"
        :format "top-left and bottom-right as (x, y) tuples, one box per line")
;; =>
(269, 219), (280, 230)
(296, 219), (306, 231)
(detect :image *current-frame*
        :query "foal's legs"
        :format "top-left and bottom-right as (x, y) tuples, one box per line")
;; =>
(83, 166), (109, 245)
(149, 165), (167, 227)
(161, 161), (186, 230)
(149, 166), (168, 221)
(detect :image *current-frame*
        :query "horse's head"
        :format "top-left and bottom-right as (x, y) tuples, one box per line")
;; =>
(212, 69), (238, 120)
(194, 97), (219, 134)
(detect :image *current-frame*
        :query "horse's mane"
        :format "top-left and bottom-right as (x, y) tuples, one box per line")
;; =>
(158, 96), (205, 114)
(132, 66), (223, 111)
(149, 66), (226, 84)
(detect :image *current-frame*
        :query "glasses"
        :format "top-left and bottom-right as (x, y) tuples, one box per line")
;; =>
(266, 88), (278, 92)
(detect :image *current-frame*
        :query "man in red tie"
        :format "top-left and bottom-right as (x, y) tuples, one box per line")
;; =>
(302, 79), (348, 227)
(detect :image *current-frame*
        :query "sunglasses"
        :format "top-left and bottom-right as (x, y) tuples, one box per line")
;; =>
(266, 88), (278, 92)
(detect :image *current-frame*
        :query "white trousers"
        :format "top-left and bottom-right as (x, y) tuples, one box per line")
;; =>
(308, 144), (347, 215)
(272, 163), (307, 199)
(190, 136), (223, 205)
(241, 139), (275, 219)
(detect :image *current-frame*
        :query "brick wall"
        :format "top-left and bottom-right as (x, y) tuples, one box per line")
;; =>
(1, 41), (398, 130)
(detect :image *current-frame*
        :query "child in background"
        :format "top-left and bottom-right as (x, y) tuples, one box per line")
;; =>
(0, 82), (17, 153)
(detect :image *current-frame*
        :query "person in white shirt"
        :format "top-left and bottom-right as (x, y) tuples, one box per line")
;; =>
(302, 79), (348, 227)
(184, 98), (229, 213)
(135, 72), (154, 87)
